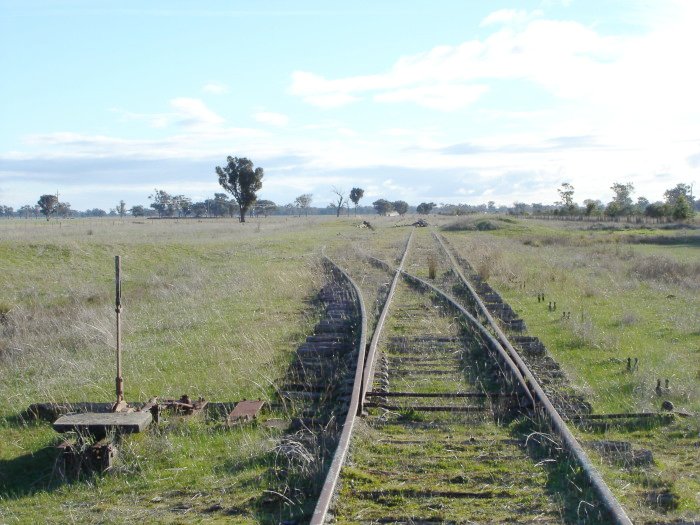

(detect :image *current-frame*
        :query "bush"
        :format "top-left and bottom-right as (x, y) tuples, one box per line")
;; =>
(443, 218), (501, 232)
(631, 255), (700, 287)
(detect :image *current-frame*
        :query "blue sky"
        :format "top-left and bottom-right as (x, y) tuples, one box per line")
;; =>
(1, 1), (699, 210)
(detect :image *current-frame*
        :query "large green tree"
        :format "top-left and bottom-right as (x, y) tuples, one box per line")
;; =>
(349, 187), (364, 215)
(606, 182), (635, 217)
(149, 189), (174, 217)
(254, 199), (277, 217)
(672, 194), (694, 220)
(37, 194), (58, 221)
(392, 200), (409, 216)
(216, 156), (264, 223)
(373, 199), (394, 215)
(664, 183), (695, 220)
(416, 202), (436, 215)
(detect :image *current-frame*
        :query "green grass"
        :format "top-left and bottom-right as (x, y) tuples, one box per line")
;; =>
(0, 216), (368, 524)
(2, 215), (698, 523)
(443, 219), (699, 414)
(442, 216), (700, 522)
(333, 276), (570, 523)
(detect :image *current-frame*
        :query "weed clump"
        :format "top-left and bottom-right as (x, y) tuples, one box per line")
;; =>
(631, 255), (700, 288)
(443, 218), (503, 232)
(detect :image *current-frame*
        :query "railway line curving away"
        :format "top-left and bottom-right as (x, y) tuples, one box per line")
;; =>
(314, 229), (633, 524)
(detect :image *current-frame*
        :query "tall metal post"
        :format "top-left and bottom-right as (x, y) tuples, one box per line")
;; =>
(114, 256), (124, 410)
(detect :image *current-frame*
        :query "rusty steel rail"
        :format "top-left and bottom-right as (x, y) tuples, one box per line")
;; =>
(363, 252), (535, 408)
(359, 231), (413, 412)
(433, 232), (633, 525)
(310, 254), (368, 525)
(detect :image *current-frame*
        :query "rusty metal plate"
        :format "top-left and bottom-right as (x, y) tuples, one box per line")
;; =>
(227, 400), (265, 425)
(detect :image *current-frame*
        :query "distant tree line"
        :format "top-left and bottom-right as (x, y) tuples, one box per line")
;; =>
(1, 176), (696, 222)
(525, 182), (697, 221)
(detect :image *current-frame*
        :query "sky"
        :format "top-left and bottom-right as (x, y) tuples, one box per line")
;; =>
(1, 0), (699, 211)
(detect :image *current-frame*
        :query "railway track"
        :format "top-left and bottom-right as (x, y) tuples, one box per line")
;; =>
(314, 229), (632, 524)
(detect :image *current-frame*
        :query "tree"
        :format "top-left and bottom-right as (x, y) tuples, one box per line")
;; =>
(18, 204), (33, 219)
(644, 202), (669, 218)
(37, 194), (59, 221)
(664, 183), (692, 206)
(557, 182), (576, 213)
(635, 196), (650, 215)
(349, 187), (364, 215)
(511, 202), (528, 215)
(373, 199), (394, 215)
(202, 193), (230, 217)
(84, 208), (107, 217)
(55, 201), (72, 218)
(173, 195), (192, 217)
(416, 202), (435, 215)
(254, 199), (277, 217)
(149, 189), (174, 217)
(331, 187), (346, 218)
(116, 200), (127, 218)
(392, 200), (409, 216)
(663, 183), (695, 220)
(216, 156), (264, 223)
(607, 182), (634, 216)
(294, 194), (313, 217)
(130, 205), (146, 217)
(191, 202), (208, 217)
(672, 194), (694, 220)
(583, 199), (603, 217)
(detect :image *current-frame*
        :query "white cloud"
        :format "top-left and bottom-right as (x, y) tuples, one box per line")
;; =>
(374, 84), (488, 111)
(479, 9), (540, 27)
(170, 97), (225, 127)
(291, 17), (612, 111)
(5, 4), (700, 210)
(254, 111), (289, 126)
(110, 98), (227, 130)
(202, 82), (230, 94)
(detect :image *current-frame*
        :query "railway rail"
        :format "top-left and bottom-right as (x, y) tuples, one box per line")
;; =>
(314, 229), (632, 524)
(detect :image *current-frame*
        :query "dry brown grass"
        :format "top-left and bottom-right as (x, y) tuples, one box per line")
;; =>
(631, 254), (700, 288)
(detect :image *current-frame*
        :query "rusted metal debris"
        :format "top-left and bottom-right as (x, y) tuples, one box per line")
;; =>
(57, 438), (118, 475)
(158, 394), (208, 417)
(227, 400), (265, 426)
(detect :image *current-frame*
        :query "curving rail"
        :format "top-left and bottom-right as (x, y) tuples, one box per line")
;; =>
(312, 233), (631, 525)
(310, 254), (368, 525)
(432, 232), (632, 525)
(364, 253), (536, 408)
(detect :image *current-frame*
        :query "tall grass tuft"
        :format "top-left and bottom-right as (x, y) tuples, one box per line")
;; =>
(631, 255), (700, 288)
(428, 256), (437, 280)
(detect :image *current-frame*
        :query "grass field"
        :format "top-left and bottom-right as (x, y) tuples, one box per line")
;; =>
(441, 216), (700, 521)
(0, 214), (698, 523)
(0, 216), (354, 524)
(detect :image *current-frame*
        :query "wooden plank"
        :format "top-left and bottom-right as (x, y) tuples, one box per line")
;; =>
(53, 411), (152, 435)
